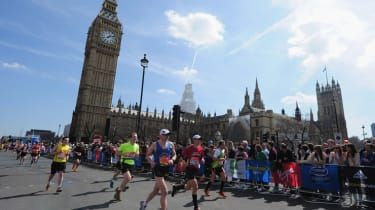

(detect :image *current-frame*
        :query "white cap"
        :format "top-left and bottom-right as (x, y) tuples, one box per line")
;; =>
(160, 129), (171, 135)
(192, 134), (202, 140)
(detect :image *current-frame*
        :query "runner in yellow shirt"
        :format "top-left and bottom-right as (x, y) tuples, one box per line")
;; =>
(114, 132), (139, 201)
(45, 137), (71, 193)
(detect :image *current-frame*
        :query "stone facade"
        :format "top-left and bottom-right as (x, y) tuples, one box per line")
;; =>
(316, 79), (348, 140)
(70, 0), (122, 142)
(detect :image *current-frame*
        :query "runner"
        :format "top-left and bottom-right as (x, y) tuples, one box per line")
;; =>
(45, 137), (71, 193)
(71, 142), (85, 172)
(204, 140), (227, 198)
(19, 143), (28, 165)
(109, 140), (123, 188)
(113, 132), (139, 201)
(172, 134), (204, 210)
(139, 129), (176, 210)
(30, 142), (41, 166)
(15, 142), (22, 160)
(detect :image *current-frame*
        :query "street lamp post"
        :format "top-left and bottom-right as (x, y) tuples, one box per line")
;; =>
(362, 125), (367, 140)
(137, 54), (149, 139)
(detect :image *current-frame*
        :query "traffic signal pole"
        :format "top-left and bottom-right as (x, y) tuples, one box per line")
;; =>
(172, 105), (182, 145)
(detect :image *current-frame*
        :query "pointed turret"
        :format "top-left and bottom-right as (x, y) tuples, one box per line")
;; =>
(295, 102), (301, 121)
(196, 105), (202, 116)
(154, 107), (157, 118)
(310, 108), (314, 121)
(245, 87), (250, 106)
(240, 88), (252, 115)
(117, 97), (122, 108)
(316, 81), (320, 92)
(281, 108), (285, 115)
(252, 78), (265, 109)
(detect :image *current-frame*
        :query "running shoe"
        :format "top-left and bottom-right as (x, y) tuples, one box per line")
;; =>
(45, 184), (50, 191)
(218, 191), (227, 198)
(204, 189), (210, 197)
(139, 201), (147, 210)
(171, 185), (177, 197)
(56, 187), (62, 193)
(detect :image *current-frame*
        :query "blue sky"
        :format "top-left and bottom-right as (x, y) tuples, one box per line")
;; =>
(0, 0), (374, 138)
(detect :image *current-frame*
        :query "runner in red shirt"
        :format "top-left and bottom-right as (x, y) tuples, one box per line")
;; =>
(172, 134), (204, 210)
(30, 143), (41, 166)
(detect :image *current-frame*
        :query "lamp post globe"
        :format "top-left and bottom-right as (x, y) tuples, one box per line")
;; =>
(141, 54), (149, 68)
(137, 54), (148, 138)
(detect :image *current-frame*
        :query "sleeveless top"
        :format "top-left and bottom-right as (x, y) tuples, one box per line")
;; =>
(212, 149), (225, 168)
(153, 141), (173, 166)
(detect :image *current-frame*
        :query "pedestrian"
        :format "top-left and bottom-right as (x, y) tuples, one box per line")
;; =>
(45, 137), (71, 193)
(140, 129), (176, 210)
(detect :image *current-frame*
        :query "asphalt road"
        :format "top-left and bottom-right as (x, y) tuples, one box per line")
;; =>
(0, 151), (360, 210)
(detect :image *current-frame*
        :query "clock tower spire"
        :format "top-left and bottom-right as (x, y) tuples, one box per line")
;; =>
(70, 0), (123, 142)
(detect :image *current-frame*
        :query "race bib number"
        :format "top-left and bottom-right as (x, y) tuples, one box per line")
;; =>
(160, 154), (170, 166)
(57, 152), (66, 160)
(189, 157), (200, 168)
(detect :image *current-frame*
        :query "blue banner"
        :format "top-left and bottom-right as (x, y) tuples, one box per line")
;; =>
(247, 160), (271, 183)
(300, 164), (341, 193)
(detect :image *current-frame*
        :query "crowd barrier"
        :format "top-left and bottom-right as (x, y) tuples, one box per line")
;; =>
(221, 159), (375, 203)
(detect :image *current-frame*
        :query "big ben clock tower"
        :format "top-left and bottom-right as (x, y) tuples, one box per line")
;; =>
(70, 0), (122, 142)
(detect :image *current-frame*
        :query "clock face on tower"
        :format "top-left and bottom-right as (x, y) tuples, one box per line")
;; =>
(100, 30), (116, 44)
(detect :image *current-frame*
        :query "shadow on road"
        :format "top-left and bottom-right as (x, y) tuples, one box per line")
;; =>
(183, 195), (220, 208)
(227, 187), (359, 210)
(0, 190), (49, 200)
(91, 180), (112, 184)
(72, 188), (111, 197)
(72, 200), (117, 210)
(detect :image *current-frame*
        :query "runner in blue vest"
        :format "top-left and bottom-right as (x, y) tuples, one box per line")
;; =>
(140, 129), (176, 210)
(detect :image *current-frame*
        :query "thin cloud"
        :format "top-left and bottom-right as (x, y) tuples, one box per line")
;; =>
(165, 10), (224, 47)
(0, 19), (46, 41)
(0, 61), (32, 74)
(157, 88), (176, 95)
(281, 92), (316, 107)
(228, 14), (291, 55)
(0, 40), (81, 62)
(1, 61), (26, 70)
(172, 67), (199, 83)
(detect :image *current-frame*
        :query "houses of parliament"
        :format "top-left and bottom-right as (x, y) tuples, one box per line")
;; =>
(69, 0), (348, 145)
